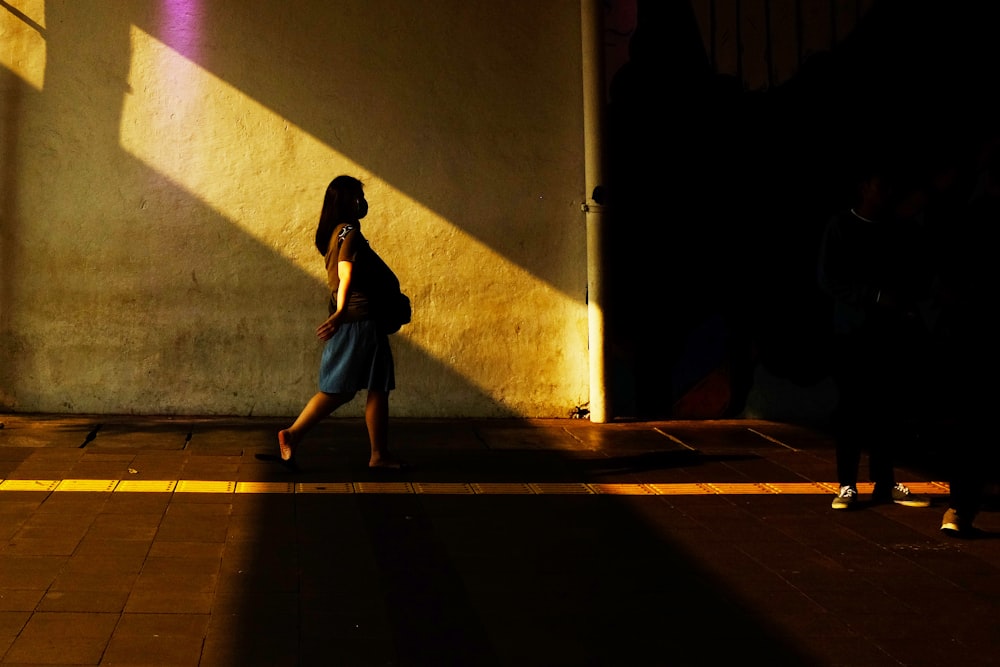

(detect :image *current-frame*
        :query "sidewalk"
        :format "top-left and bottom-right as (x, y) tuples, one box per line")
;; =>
(0, 413), (997, 666)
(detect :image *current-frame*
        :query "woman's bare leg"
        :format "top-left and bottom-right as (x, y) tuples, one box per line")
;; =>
(365, 390), (397, 467)
(279, 391), (353, 460)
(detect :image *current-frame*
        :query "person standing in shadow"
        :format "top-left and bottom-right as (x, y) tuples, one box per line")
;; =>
(817, 157), (933, 510)
(926, 140), (1000, 536)
(273, 175), (405, 471)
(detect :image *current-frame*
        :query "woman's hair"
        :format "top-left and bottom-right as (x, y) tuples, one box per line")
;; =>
(314, 175), (365, 254)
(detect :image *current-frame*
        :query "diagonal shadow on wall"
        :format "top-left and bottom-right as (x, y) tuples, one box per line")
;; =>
(131, 1), (587, 298)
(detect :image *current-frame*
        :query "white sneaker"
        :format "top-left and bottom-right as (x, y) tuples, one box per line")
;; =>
(831, 485), (858, 510)
(941, 507), (977, 537)
(885, 482), (931, 508)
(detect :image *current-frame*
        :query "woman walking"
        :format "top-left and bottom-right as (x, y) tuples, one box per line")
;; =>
(277, 175), (404, 469)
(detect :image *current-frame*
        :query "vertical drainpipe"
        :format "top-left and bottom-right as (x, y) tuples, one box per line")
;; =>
(581, 0), (609, 423)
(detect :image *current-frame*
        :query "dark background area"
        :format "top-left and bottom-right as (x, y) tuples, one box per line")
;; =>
(605, 0), (1000, 421)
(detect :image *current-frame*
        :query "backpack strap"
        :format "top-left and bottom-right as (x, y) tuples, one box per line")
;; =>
(337, 224), (354, 245)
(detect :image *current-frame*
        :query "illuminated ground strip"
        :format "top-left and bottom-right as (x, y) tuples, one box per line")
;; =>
(0, 480), (951, 495)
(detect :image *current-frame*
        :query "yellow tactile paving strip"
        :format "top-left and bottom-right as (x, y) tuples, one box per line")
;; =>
(0, 479), (952, 495)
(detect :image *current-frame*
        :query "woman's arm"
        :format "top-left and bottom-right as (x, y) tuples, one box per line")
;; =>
(316, 260), (354, 341)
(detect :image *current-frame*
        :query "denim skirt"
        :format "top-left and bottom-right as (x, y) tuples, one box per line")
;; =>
(318, 320), (395, 393)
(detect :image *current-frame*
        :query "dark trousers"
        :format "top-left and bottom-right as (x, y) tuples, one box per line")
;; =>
(831, 329), (925, 490)
(945, 427), (993, 517)
(931, 330), (999, 518)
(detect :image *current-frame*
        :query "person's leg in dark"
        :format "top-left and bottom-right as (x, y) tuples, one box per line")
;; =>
(831, 346), (864, 509)
(864, 336), (930, 507)
(366, 389), (406, 469)
(833, 348), (866, 489)
(942, 425), (985, 536)
(279, 391), (355, 460)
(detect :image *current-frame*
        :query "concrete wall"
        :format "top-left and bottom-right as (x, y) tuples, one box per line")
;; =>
(0, 1), (589, 418)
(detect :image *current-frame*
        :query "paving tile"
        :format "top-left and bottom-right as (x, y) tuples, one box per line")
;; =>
(0, 495), (45, 515)
(0, 417), (93, 448)
(215, 560), (299, 594)
(101, 492), (172, 514)
(88, 427), (187, 451)
(24, 449), (87, 464)
(0, 518), (24, 543)
(59, 540), (147, 577)
(225, 513), (296, 543)
(872, 635), (984, 667)
(3, 525), (91, 557)
(0, 611), (30, 638)
(33, 493), (110, 517)
(36, 589), (129, 613)
(164, 498), (233, 517)
(1, 469), (68, 482)
(0, 448), (34, 463)
(0, 588), (44, 612)
(795, 635), (903, 666)
(124, 589), (215, 615)
(209, 591), (299, 616)
(102, 613), (210, 666)
(0, 612), (29, 660)
(809, 586), (918, 616)
(0, 556), (67, 591)
(3, 611), (119, 664)
(154, 514), (230, 543)
(215, 489), (264, 524)
(126, 452), (186, 478)
(201, 632), (299, 667)
(763, 607), (859, 641)
(147, 540), (225, 560)
(53, 549), (145, 585)
(946, 624), (1000, 663)
(115, 612), (210, 639)
(71, 537), (153, 563)
(475, 423), (584, 450)
(79, 451), (137, 462)
(82, 513), (162, 542)
(134, 555), (220, 583)
(62, 463), (134, 480)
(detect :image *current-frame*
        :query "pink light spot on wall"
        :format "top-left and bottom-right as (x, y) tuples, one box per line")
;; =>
(159, 0), (201, 61)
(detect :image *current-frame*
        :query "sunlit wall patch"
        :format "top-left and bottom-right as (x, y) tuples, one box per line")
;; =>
(1, 0), (47, 90)
(119, 24), (368, 262)
(117, 24), (587, 414)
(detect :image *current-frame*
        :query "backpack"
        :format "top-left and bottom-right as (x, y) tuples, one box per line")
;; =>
(337, 225), (411, 334)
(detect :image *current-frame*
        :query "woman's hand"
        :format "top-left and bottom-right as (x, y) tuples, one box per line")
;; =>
(316, 313), (340, 341)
